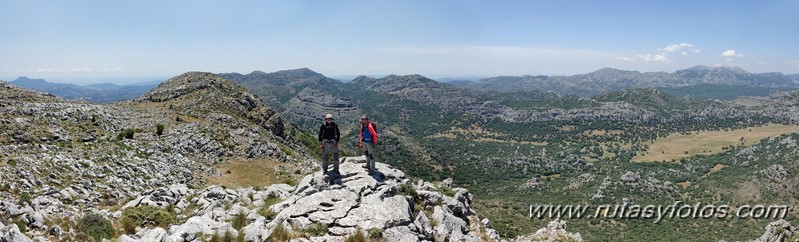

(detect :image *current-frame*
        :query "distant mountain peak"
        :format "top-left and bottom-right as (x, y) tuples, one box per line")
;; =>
(142, 72), (242, 102)
(273, 68), (324, 79)
(12, 76), (48, 84)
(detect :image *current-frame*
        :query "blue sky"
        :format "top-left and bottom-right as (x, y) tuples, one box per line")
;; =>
(1, 0), (797, 84)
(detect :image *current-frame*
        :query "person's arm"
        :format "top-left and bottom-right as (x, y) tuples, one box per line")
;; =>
(318, 125), (324, 142)
(359, 125), (363, 147)
(334, 124), (340, 142)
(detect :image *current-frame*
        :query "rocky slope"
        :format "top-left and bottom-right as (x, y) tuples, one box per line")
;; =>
(114, 158), (504, 242)
(0, 72), (315, 241)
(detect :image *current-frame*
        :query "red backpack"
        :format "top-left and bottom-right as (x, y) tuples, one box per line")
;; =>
(369, 121), (378, 134)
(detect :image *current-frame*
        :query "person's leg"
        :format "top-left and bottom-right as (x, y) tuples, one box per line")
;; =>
(332, 143), (339, 173)
(362, 144), (370, 169)
(322, 153), (328, 173)
(322, 143), (331, 173)
(365, 143), (375, 173)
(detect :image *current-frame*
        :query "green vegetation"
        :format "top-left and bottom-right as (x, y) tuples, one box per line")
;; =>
(78, 213), (114, 241)
(302, 223), (328, 237)
(368, 228), (384, 239)
(120, 205), (177, 233)
(343, 229), (367, 242)
(156, 123), (165, 136)
(258, 194), (282, 220)
(118, 128), (135, 140)
(657, 84), (794, 100)
(267, 221), (292, 242)
(231, 210), (247, 230)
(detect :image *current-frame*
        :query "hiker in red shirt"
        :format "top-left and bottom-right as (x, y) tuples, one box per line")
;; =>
(359, 115), (378, 174)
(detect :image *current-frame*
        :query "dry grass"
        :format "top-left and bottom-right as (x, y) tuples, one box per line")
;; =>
(703, 163), (728, 178)
(676, 181), (691, 188)
(427, 124), (547, 145)
(557, 125), (576, 131)
(204, 158), (300, 188)
(633, 124), (799, 162)
(730, 96), (771, 107)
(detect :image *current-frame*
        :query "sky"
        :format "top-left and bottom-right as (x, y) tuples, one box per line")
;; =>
(1, 0), (798, 84)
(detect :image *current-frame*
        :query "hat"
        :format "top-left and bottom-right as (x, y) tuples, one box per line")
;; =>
(325, 114), (333, 119)
(361, 115), (368, 120)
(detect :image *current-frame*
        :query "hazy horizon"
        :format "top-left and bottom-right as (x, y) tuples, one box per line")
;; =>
(2, 0), (798, 84)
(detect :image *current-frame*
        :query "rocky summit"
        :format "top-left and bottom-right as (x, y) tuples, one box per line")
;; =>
(117, 157), (503, 242)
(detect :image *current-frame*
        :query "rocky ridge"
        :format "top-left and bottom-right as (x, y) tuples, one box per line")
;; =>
(0, 73), (314, 241)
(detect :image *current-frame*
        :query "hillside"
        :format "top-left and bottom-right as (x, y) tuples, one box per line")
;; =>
(222, 68), (799, 241)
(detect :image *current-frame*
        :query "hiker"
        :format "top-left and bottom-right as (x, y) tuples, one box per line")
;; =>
(318, 114), (340, 174)
(359, 115), (378, 174)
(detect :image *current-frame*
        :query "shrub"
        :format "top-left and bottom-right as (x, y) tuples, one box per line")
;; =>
(19, 192), (32, 205)
(231, 210), (247, 230)
(368, 228), (383, 239)
(343, 229), (367, 242)
(399, 183), (418, 198)
(78, 213), (114, 241)
(156, 124), (165, 136)
(74, 233), (96, 242)
(14, 219), (27, 233)
(258, 206), (278, 221)
(302, 223), (328, 237)
(120, 205), (177, 233)
(282, 177), (298, 187)
(267, 221), (292, 242)
(209, 232), (222, 242)
(118, 128), (135, 140)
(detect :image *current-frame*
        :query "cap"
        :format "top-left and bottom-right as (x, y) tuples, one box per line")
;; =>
(325, 114), (333, 119)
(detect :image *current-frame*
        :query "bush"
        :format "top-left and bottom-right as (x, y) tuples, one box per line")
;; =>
(343, 229), (367, 242)
(231, 210), (247, 230)
(368, 228), (383, 239)
(302, 223), (328, 237)
(19, 192), (32, 205)
(399, 184), (418, 198)
(267, 221), (292, 242)
(118, 128), (135, 140)
(156, 124), (165, 136)
(14, 219), (27, 233)
(120, 205), (177, 233)
(78, 213), (114, 241)
(258, 206), (278, 221)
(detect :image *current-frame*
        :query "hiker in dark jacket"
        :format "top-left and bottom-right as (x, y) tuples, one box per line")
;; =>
(359, 115), (378, 174)
(318, 114), (340, 174)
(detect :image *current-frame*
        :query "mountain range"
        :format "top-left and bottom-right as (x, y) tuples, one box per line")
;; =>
(9, 77), (160, 103)
(452, 65), (799, 96)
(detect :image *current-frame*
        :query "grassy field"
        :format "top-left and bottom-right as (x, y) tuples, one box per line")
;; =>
(633, 124), (799, 162)
(204, 158), (301, 188)
(427, 125), (548, 145)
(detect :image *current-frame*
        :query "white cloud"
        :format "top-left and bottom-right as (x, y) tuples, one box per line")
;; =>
(615, 56), (635, 62)
(618, 54), (671, 63)
(721, 49), (744, 61)
(791, 60), (799, 67)
(660, 43), (695, 53)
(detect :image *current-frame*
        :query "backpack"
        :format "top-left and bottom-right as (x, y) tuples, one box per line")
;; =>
(368, 121), (378, 134)
(322, 122), (338, 138)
